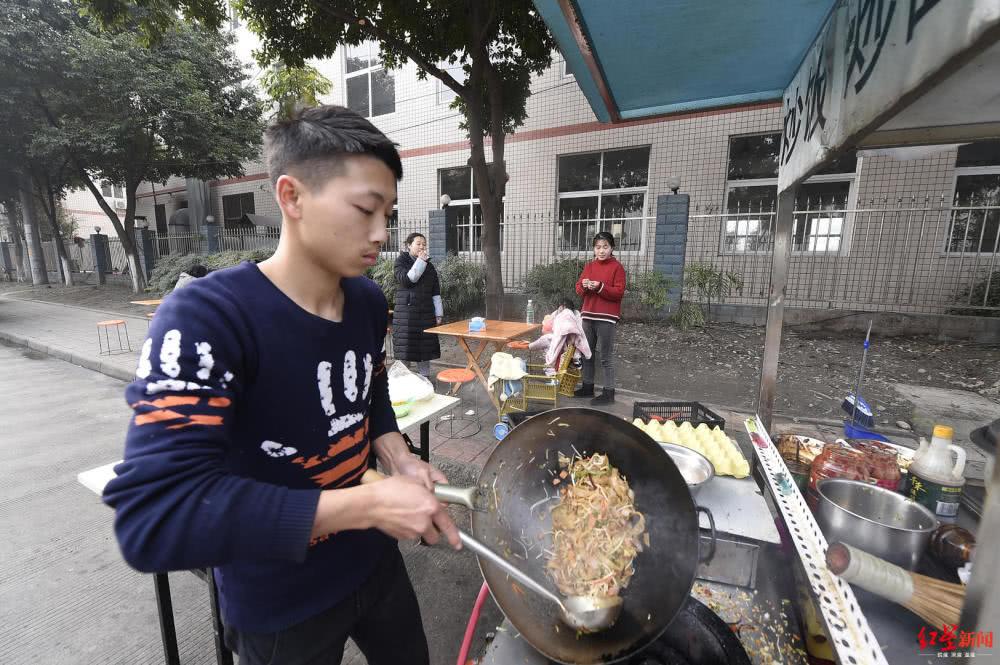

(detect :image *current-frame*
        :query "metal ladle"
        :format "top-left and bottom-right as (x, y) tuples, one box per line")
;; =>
(361, 471), (622, 632)
(455, 527), (623, 633)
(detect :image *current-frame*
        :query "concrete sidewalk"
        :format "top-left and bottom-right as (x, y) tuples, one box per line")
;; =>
(0, 297), (146, 382)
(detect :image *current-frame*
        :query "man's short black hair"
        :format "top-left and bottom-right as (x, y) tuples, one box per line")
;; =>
(263, 105), (403, 190)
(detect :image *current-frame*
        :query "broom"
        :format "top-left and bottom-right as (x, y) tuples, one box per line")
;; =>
(826, 542), (965, 627)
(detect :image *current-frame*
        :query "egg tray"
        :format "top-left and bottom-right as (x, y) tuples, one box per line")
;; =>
(632, 401), (725, 431)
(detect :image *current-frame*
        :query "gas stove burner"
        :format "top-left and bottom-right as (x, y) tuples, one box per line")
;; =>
(484, 597), (750, 665)
(619, 597), (750, 665)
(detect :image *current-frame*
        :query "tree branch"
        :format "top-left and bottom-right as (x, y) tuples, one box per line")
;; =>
(309, 2), (467, 96)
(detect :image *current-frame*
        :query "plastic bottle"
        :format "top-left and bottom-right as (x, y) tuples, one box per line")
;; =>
(907, 424), (966, 517)
(526, 299), (535, 324)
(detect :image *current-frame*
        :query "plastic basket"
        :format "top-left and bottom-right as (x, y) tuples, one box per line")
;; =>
(631, 401), (725, 431)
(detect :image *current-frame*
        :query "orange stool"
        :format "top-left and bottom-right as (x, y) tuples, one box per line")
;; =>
(97, 319), (132, 355)
(435, 368), (481, 438)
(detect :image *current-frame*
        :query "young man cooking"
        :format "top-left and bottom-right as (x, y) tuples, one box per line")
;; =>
(102, 105), (461, 665)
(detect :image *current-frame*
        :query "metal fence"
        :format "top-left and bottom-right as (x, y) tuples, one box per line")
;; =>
(150, 232), (203, 258)
(685, 197), (1000, 315)
(218, 227), (281, 253)
(389, 212), (658, 292)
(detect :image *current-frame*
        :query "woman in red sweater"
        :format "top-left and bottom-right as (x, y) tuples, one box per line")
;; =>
(574, 231), (626, 404)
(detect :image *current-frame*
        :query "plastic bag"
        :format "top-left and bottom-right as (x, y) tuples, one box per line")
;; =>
(388, 360), (435, 403)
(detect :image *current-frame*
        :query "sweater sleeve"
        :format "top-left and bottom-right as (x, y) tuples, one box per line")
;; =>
(102, 285), (319, 573)
(598, 263), (627, 302)
(368, 288), (399, 441)
(575, 263), (589, 297)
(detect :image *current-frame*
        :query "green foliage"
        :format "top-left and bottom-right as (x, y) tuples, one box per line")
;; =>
(949, 270), (1000, 317)
(437, 256), (486, 319)
(522, 258), (587, 312)
(261, 63), (333, 120)
(146, 248), (274, 294)
(672, 301), (705, 329)
(625, 271), (673, 314)
(684, 262), (744, 314)
(75, 0), (556, 315)
(364, 256), (396, 304)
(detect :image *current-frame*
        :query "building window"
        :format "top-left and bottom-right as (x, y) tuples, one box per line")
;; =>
(948, 140), (1000, 254)
(101, 182), (126, 209)
(386, 207), (400, 251)
(222, 192), (255, 228)
(345, 41), (395, 118)
(436, 61), (466, 105)
(723, 133), (858, 254)
(562, 59), (573, 78)
(439, 166), (502, 253)
(557, 147), (650, 252)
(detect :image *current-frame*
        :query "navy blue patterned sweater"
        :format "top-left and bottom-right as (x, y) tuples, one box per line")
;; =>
(102, 262), (398, 632)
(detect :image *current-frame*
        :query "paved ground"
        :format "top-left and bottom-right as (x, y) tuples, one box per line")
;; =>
(1, 281), (995, 663)
(4, 280), (999, 433)
(0, 341), (504, 665)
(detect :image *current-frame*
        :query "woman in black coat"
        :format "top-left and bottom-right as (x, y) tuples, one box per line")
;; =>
(392, 233), (442, 377)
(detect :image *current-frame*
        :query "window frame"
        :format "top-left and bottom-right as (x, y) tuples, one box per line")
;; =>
(555, 146), (651, 255)
(100, 182), (127, 210)
(221, 192), (255, 229)
(721, 133), (860, 256)
(438, 165), (503, 255)
(946, 164), (1000, 255)
(343, 41), (395, 119)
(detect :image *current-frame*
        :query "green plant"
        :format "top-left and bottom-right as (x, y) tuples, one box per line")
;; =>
(684, 262), (744, 315)
(146, 248), (274, 294)
(949, 269), (1000, 317)
(625, 271), (673, 315)
(672, 301), (705, 329)
(522, 258), (588, 312)
(365, 256), (396, 304)
(437, 255), (486, 319)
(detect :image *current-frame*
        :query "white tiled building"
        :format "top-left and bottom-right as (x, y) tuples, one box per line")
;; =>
(60, 27), (999, 314)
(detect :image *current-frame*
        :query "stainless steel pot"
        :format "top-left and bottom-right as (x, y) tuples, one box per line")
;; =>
(658, 442), (715, 497)
(816, 478), (937, 569)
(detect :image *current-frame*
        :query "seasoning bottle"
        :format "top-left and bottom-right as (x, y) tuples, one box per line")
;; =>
(852, 440), (902, 492)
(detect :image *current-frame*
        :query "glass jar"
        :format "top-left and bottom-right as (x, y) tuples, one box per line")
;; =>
(852, 440), (903, 492)
(808, 444), (868, 510)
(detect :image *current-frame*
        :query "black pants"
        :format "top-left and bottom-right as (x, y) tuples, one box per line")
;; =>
(223, 546), (429, 665)
(582, 319), (617, 389)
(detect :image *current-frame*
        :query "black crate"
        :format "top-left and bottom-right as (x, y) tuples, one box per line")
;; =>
(632, 402), (725, 431)
(507, 409), (552, 429)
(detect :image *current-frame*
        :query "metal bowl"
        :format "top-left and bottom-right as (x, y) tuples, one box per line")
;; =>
(659, 443), (715, 496)
(816, 478), (938, 570)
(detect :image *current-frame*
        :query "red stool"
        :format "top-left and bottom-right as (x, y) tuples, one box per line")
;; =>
(435, 368), (481, 438)
(506, 340), (533, 367)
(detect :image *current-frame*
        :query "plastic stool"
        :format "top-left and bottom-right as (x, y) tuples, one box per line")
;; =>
(97, 319), (132, 355)
(506, 339), (533, 367)
(435, 368), (481, 438)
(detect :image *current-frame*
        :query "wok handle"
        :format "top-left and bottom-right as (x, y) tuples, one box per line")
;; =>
(434, 484), (479, 511)
(696, 506), (717, 563)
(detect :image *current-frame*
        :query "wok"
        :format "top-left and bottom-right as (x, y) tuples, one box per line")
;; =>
(465, 407), (715, 664)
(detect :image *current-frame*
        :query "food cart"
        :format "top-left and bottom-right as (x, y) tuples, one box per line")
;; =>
(465, 1), (1000, 662)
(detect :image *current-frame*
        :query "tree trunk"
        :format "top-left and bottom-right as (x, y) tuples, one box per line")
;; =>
(465, 100), (505, 320)
(18, 172), (48, 286)
(43, 187), (73, 286)
(2, 200), (27, 281)
(77, 170), (145, 292)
